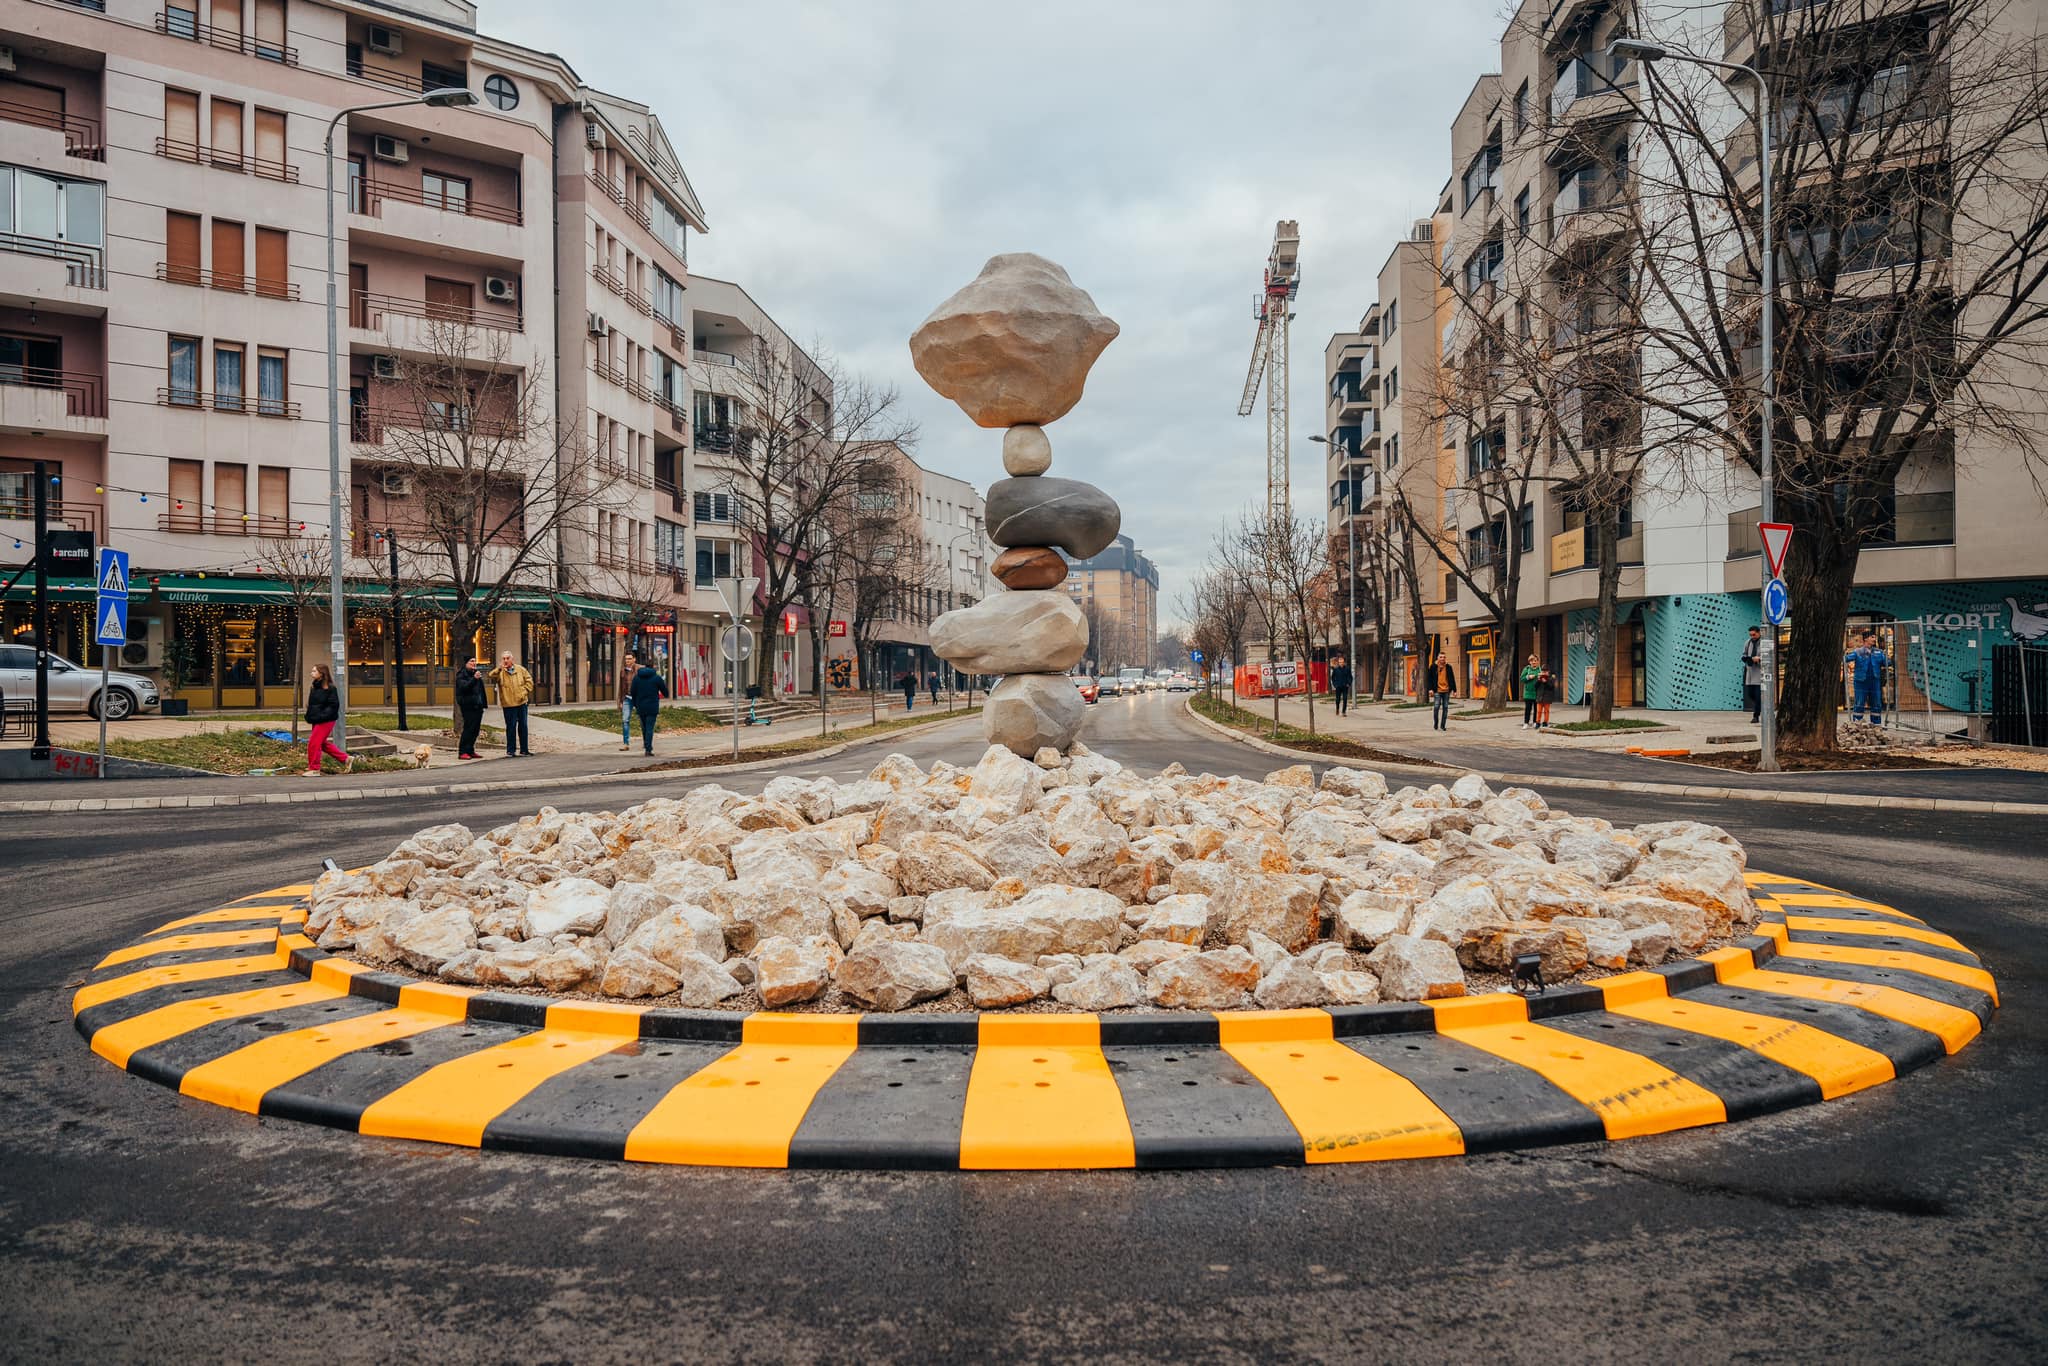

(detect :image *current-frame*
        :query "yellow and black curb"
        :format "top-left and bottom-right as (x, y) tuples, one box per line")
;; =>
(71, 874), (1998, 1170)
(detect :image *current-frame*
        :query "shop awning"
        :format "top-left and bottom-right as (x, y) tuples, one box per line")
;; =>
(556, 592), (634, 622)
(3, 576), (561, 612)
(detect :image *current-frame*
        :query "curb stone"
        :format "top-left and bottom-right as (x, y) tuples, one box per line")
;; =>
(69, 873), (1997, 1170)
(1179, 696), (2048, 817)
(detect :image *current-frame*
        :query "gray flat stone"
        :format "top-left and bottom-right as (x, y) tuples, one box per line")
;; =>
(985, 477), (1121, 560)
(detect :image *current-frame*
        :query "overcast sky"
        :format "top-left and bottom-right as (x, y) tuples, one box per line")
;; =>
(492, 0), (1508, 625)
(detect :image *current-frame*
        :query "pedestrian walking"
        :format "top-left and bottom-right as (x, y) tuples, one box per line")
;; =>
(929, 671), (941, 705)
(1741, 627), (1764, 724)
(1520, 654), (1544, 728)
(626, 656), (669, 755)
(900, 670), (917, 712)
(616, 651), (639, 752)
(302, 664), (352, 777)
(490, 650), (535, 756)
(1429, 655), (1457, 730)
(1329, 655), (1354, 716)
(1844, 630), (1889, 723)
(454, 656), (487, 759)
(1536, 665), (1556, 729)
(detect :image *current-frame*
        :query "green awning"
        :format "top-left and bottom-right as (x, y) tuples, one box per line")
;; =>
(555, 592), (633, 622)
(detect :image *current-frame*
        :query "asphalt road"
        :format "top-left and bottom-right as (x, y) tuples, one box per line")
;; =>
(3, 694), (2043, 1362)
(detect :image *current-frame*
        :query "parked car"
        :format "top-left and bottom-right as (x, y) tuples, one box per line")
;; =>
(0, 644), (161, 720)
(1075, 676), (1101, 704)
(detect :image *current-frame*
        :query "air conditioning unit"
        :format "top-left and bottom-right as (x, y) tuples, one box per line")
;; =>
(121, 617), (165, 669)
(370, 354), (401, 380)
(381, 470), (415, 496)
(584, 122), (604, 149)
(484, 276), (517, 302)
(587, 312), (610, 338)
(372, 134), (408, 164)
(366, 25), (405, 56)
(0, 47), (17, 74)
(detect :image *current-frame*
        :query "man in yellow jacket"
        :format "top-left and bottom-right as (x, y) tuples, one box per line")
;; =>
(489, 650), (535, 757)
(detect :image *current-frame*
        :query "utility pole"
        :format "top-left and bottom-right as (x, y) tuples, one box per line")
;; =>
(386, 528), (408, 730)
(31, 459), (51, 760)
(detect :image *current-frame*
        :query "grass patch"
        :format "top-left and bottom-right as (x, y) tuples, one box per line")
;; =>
(548, 705), (720, 735)
(637, 704), (980, 771)
(106, 728), (416, 775)
(1546, 717), (1670, 733)
(1451, 707), (1520, 719)
(1188, 694), (1440, 768)
(1387, 700), (1432, 711)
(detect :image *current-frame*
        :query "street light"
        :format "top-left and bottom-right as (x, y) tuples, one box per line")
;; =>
(322, 85), (478, 750)
(1609, 36), (1780, 769)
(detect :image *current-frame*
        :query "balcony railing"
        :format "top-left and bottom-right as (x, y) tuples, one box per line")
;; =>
(591, 357), (654, 402)
(0, 496), (100, 539)
(351, 289), (522, 333)
(591, 264), (654, 317)
(153, 136), (297, 182)
(1551, 167), (1626, 224)
(154, 10), (300, 65)
(156, 386), (301, 418)
(655, 313), (688, 353)
(597, 456), (655, 489)
(0, 96), (105, 161)
(0, 232), (105, 289)
(156, 261), (300, 300)
(0, 366), (107, 418)
(654, 395), (691, 438)
(596, 549), (656, 576)
(1550, 55), (1631, 121)
(351, 404), (522, 445)
(694, 425), (754, 457)
(343, 53), (447, 95)
(693, 347), (751, 374)
(357, 176), (521, 226)
(156, 511), (299, 536)
(1726, 494), (1954, 556)
(586, 171), (653, 233)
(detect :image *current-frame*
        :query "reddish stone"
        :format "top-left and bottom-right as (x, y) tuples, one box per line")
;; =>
(992, 546), (1067, 589)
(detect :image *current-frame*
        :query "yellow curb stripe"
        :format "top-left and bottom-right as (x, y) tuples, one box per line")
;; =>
(1768, 941), (1999, 1006)
(958, 1014), (1135, 1170)
(1781, 915), (1970, 953)
(149, 907), (291, 932)
(307, 957), (370, 991)
(1767, 892), (1926, 923)
(1609, 995), (1896, 1099)
(1219, 1011), (1464, 1163)
(546, 1000), (646, 1037)
(1723, 965), (1982, 1053)
(1431, 1012), (1728, 1140)
(1594, 972), (1674, 1009)
(73, 947), (290, 1013)
(357, 1029), (632, 1147)
(178, 1007), (458, 1113)
(96, 927), (278, 969)
(88, 979), (348, 1069)
(623, 1014), (859, 1168)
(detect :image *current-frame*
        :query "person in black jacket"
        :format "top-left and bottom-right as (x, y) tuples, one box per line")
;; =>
(626, 659), (669, 755)
(1329, 655), (1355, 716)
(302, 664), (352, 776)
(454, 656), (488, 759)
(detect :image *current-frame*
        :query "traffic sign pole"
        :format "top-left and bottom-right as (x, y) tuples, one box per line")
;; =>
(93, 547), (130, 780)
(1756, 523), (1792, 771)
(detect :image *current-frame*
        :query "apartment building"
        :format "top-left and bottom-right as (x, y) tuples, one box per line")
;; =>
(1063, 533), (1158, 674)
(0, 0), (729, 710)
(1330, 0), (2048, 711)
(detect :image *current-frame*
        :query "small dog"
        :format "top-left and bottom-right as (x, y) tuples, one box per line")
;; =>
(411, 744), (435, 769)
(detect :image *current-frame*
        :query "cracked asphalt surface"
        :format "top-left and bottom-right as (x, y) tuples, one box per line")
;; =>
(3, 694), (2043, 1362)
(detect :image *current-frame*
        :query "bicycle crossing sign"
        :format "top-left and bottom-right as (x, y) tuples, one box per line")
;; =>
(94, 547), (129, 647)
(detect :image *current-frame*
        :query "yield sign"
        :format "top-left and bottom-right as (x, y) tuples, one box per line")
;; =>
(1759, 522), (1794, 578)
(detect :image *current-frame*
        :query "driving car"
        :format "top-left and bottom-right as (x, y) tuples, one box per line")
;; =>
(1117, 667), (1148, 695)
(1075, 676), (1100, 704)
(1166, 673), (1195, 692)
(0, 644), (161, 719)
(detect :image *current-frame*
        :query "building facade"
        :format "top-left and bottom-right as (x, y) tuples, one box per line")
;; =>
(1063, 533), (1158, 674)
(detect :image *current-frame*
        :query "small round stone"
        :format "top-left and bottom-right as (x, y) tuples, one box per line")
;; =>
(991, 546), (1067, 590)
(1003, 424), (1052, 477)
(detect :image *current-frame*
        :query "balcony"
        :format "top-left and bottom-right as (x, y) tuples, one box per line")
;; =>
(0, 231), (105, 290)
(153, 9), (299, 66)
(654, 395), (691, 440)
(1725, 494), (1953, 557)
(351, 404), (522, 446)
(155, 261), (299, 301)
(587, 171), (653, 233)
(155, 387), (300, 419)
(0, 366), (106, 426)
(693, 347), (752, 375)
(0, 495), (101, 542)
(351, 289), (522, 335)
(153, 136), (297, 183)
(0, 94), (104, 162)
(1547, 169), (1629, 252)
(591, 357), (654, 403)
(694, 425), (754, 457)
(596, 549), (656, 576)
(357, 176), (521, 226)
(592, 264), (653, 316)
(1550, 525), (1645, 574)
(1330, 376), (1369, 415)
(155, 511), (299, 536)
(1549, 54), (1633, 127)
(596, 455), (655, 490)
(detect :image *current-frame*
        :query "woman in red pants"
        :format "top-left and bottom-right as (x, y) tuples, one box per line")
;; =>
(303, 664), (353, 776)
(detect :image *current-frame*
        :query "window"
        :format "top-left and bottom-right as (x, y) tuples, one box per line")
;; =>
(210, 98), (243, 170)
(168, 336), (201, 404)
(1462, 237), (1504, 293)
(214, 342), (244, 411)
(165, 211), (202, 284)
(1514, 80), (1529, 135)
(254, 227), (288, 298)
(168, 458), (202, 529)
(0, 164), (103, 247)
(1387, 433), (1401, 469)
(483, 74), (519, 111)
(650, 194), (688, 261)
(421, 171), (470, 214)
(655, 518), (686, 570)
(693, 490), (733, 523)
(257, 348), (287, 415)
(1516, 300), (1530, 338)
(694, 537), (734, 586)
(253, 0), (287, 61)
(1383, 299), (1397, 336)
(1518, 400), (1533, 447)
(1385, 366), (1399, 402)
(214, 463), (246, 531)
(165, 3), (198, 39)
(653, 267), (684, 326)
(1518, 503), (1535, 555)
(210, 219), (244, 292)
(424, 277), (473, 320)
(1515, 186), (1530, 236)
(421, 61), (467, 92)
(164, 89), (199, 156)
(258, 466), (288, 526)
(253, 108), (287, 177)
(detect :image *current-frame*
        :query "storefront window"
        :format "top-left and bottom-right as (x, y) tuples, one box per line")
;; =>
(262, 607), (295, 689)
(348, 613), (385, 687)
(586, 625), (616, 697)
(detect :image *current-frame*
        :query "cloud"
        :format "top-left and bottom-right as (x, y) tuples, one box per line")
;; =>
(487, 0), (1505, 621)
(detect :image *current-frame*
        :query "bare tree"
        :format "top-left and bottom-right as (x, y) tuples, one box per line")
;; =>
(1181, 565), (1256, 695)
(247, 533), (332, 739)
(809, 446), (931, 727)
(1602, 0), (2048, 748)
(1237, 510), (1332, 733)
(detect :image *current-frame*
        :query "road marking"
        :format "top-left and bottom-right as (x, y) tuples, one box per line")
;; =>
(1769, 941), (1999, 1005)
(73, 948), (290, 1013)
(1711, 952), (1982, 1053)
(624, 1014), (858, 1167)
(88, 980), (348, 1069)
(1767, 893), (1926, 924)
(357, 1027), (632, 1147)
(1779, 915), (1970, 954)
(96, 927), (278, 968)
(1219, 1011), (1464, 1162)
(959, 1014), (1135, 1169)
(178, 1006), (458, 1112)
(1609, 995), (1894, 1099)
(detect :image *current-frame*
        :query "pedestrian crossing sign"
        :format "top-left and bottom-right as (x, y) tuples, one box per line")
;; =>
(94, 546), (130, 646)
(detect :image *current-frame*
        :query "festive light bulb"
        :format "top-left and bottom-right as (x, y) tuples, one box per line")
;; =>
(140, 493), (149, 503)
(197, 572), (207, 580)
(95, 484), (104, 494)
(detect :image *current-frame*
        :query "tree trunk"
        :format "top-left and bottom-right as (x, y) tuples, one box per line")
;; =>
(290, 608), (303, 740)
(1776, 520), (1858, 753)
(1590, 515), (1622, 724)
(1484, 607), (1518, 712)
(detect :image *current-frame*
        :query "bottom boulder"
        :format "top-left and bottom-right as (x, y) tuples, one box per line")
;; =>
(983, 672), (1086, 756)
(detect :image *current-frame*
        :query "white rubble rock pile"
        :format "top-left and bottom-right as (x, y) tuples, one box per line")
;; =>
(306, 743), (1760, 1011)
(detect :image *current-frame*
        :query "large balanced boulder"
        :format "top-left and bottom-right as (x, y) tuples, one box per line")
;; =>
(930, 590), (1089, 675)
(984, 477), (1122, 561)
(908, 252), (1119, 428)
(984, 673), (1086, 757)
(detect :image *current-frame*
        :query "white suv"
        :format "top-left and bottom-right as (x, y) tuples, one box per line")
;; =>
(0, 645), (161, 720)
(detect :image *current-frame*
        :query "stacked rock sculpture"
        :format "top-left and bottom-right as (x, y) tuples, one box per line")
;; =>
(911, 254), (1122, 756)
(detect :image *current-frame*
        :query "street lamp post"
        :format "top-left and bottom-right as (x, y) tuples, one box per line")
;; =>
(1608, 36), (1778, 771)
(322, 87), (476, 752)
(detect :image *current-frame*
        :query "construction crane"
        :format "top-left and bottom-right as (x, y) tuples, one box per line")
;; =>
(1238, 219), (1302, 526)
